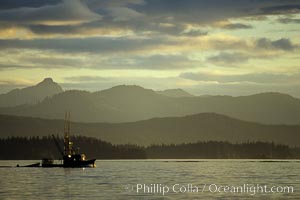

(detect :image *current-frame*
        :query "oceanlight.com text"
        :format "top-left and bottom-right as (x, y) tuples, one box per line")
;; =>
(125, 183), (294, 196)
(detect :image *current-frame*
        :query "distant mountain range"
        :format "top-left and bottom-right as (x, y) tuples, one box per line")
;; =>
(0, 78), (299, 125)
(0, 113), (299, 146)
(0, 78), (63, 107)
(156, 89), (194, 97)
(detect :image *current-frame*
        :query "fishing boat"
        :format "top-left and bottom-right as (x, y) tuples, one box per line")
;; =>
(42, 112), (96, 168)
(17, 112), (96, 168)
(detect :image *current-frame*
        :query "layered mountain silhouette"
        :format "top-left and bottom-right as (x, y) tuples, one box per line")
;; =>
(0, 78), (299, 125)
(0, 113), (299, 146)
(156, 89), (194, 97)
(0, 78), (63, 107)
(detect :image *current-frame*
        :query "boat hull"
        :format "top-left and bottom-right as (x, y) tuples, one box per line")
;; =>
(42, 163), (63, 168)
(19, 160), (96, 168)
(63, 159), (96, 168)
(41, 158), (96, 168)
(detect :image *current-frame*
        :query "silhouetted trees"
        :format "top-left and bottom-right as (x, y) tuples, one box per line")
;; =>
(0, 136), (146, 159)
(145, 141), (295, 159)
(0, 136), (299, 159)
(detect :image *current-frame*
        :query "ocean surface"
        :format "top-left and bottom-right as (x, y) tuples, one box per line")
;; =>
(0, 160), (299, 199)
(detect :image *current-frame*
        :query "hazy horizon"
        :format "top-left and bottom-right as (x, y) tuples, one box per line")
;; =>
(1, 77), (300, 99)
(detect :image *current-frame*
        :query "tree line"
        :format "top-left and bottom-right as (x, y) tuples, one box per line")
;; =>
(0, 136), (299, 159)
(0, 136), (146, 159)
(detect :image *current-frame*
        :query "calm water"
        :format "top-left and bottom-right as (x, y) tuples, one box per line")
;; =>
(0, 160), (299, 199)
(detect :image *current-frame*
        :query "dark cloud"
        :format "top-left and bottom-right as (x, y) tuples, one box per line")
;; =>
(127, 54), (198, 69)
(222, 23), (252, 30)
(133, 0), (300, 25)
(0, 63), (36, 70)
(28, 24), (85, 35)
(181, 29), (208, 37)
(135, 0), (245, 25)
(255, 38), (297, 51)
(86, 0), (145, 8)
(0, 0), (101, 25)
(27, 20), (129, 36)
(260, 4), (300, 14)
(89, 54), (198, 70)
(106, 6), (144, 22)
(28, 20), (208, 37)
(21, 57), (84, 68)
(0, 0), (61, 10)
(206, 38), (295, 65)
(205, 40), (249, 51)
(277, 17), (300, 24)
(207, 52), (250, 64)
(0, 37), (173, 53)
(1, 0), (299, 37)
(0, 52), (198, 70)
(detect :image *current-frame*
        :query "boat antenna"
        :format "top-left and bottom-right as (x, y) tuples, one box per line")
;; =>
(64, 111), (73, 156)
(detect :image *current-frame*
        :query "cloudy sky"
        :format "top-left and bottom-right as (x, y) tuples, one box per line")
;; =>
(0, 0), (300, 97)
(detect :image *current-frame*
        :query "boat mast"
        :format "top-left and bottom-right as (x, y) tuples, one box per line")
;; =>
(64, 112), (73, 156)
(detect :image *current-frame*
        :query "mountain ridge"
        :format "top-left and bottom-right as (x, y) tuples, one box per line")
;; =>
(156, 88), (194, 97)
(0, 78), (63, 107)
(0, 113), (299, 146)
(0, 79), (299, 125)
